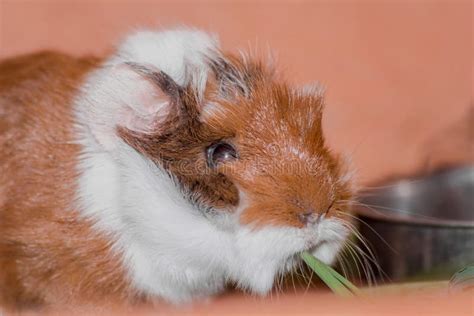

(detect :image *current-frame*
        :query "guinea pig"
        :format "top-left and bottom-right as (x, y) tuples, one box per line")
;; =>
(0, 28), (354, 309)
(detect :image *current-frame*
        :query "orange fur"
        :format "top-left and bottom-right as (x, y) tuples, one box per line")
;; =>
(0, 52), (133, 310)
(120, 53), (353, 228)
(204, 58), (353, 226)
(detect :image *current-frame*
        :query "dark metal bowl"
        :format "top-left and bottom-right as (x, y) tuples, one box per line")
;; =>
(355, 166), (474, 282)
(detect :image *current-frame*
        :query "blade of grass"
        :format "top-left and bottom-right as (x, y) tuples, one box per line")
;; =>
(300, 251), (355, 297)
(320, 260), (362, 295)
(449, 266), (474, 292)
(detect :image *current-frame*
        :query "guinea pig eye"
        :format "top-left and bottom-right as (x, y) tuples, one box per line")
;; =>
(206, 142), (238, 168)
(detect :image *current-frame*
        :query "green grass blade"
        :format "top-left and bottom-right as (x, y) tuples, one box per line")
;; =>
(450, 266), (474, 292)
(319, 260), (361, 295)
(301, 251), (355, 297)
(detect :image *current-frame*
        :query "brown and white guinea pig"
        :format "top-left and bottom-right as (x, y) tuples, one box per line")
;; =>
(0, 28), (355, 309)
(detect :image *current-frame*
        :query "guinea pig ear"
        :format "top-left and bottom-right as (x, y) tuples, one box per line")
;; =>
(118, 62), (183, 134)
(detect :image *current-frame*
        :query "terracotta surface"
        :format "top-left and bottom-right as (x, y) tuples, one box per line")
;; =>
(15, 289), (474, 316)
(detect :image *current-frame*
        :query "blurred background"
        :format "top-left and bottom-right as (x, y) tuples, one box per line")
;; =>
(0, 0), (473, 308)
(1, 0), (472, 185)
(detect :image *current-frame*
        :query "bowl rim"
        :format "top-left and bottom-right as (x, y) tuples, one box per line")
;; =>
(354, 166), (474, 228)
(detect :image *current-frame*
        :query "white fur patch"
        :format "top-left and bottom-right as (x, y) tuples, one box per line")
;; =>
(74, 28), (349, 303)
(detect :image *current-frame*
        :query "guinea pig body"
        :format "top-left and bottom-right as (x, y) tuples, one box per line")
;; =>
(0, 29), (354, 309)
(0, 52), (132, 307)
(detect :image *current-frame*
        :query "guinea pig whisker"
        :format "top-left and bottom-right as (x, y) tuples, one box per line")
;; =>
(346, 245), (364, 283)
(296, 258), (313, 294)
(303, 264), (315, 295)
(280, 271), (286, 295)
(341, 219), (384, 268)
(337, 215), (389, 285)
(346, 232), (388, 285)
(339, 231), (374, 286)
(289, 269), (297, 294)
(348, 241), (375, 286)
(338, 227), (373, 285)
(275, 271), (283, 297)
(337, 250), (351, 281)
(357, 179), (425, 192)
(348, 200), (442, 223)
(351, 241), (380, 285)
(337, 210), (397, 254)
(339, 245), (360, 283)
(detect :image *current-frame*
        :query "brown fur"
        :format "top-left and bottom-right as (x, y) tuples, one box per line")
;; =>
(119, 54), (353, 227)
(0, 52), (133, 310)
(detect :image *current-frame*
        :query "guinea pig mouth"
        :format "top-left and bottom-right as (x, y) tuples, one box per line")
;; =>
(282, 243), (325, 272)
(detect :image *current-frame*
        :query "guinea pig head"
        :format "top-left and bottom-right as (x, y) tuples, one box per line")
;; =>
(114, 52), (355, 295)
(205, 60), (353, 229)
(118, 55), (354, 229)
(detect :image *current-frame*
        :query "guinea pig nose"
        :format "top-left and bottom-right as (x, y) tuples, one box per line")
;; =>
(298, 210), (318, 225)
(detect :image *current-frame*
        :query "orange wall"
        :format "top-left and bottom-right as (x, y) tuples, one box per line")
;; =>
(0, 0), (472, 184)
